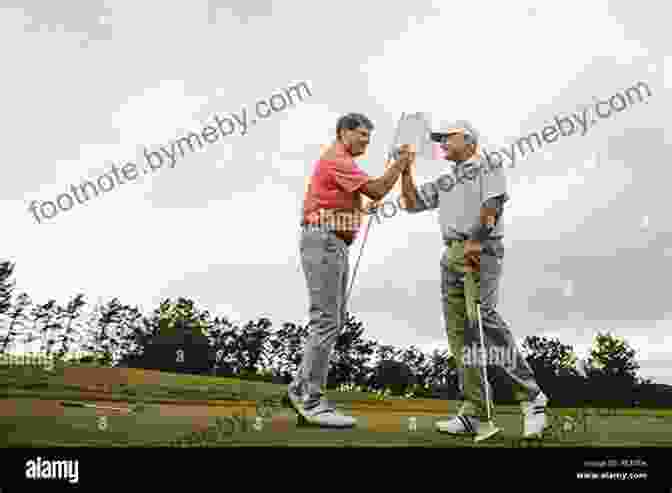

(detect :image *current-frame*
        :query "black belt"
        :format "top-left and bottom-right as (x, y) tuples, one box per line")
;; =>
(445, 237), (503, 246)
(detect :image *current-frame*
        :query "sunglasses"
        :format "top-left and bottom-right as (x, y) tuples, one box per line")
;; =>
(430, 132), (464, 144)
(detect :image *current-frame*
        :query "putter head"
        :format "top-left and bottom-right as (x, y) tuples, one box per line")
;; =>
(474, 420), (502, 443)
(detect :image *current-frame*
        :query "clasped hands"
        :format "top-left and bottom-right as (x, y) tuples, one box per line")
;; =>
(395, 143), (416, 172)
(364, 144), (416, 214)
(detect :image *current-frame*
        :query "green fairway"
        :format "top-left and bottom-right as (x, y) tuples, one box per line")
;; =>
(0, 364), (414, 405)
(2, 364), (672, 447)
(4, 401), (672, 447)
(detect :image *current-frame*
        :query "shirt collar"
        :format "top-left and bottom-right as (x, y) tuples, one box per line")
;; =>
(443, 153), (484, 175)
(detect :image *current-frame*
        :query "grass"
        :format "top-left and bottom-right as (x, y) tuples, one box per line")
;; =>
(2, 363), (672, 447)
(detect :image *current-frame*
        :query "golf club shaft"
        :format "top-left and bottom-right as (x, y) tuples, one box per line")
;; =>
(60, 401), (132, 412)
(476, 302), (492, 422)
(345, 112), (406, 306)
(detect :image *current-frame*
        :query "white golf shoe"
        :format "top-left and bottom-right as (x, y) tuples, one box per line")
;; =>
(435, 415), (502, 442)
(286, 382), (356, 428)
(521, 391), (549, 438)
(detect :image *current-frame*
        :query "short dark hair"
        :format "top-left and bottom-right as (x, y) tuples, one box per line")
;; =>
(336, 113), (374, 139)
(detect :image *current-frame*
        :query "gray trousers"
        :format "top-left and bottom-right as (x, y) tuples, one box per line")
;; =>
(442, 238), (541, 419)
(294, 228), (350, 397)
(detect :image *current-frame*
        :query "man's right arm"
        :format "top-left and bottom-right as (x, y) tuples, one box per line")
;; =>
(359, 160), (408, 202)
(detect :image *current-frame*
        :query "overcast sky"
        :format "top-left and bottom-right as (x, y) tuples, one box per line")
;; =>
(3, 1), (671, 383)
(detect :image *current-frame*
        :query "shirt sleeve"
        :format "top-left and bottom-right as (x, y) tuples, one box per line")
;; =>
(481, 158), (509, 205)
(327, 158), (371, 193)
(468, 160), (509, 240)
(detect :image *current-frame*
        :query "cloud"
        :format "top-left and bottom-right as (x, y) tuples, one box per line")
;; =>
(111, 79), (210, 157)
(274, 103), (341, 176)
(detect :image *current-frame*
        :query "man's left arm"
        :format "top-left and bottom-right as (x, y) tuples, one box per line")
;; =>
(468, 195), (506, 241)
(464, 159), (509, 269)
(468, 157), (508, 241)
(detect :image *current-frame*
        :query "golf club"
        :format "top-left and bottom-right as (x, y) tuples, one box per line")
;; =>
(345, 112), (406, 306)
(476, 301), (493, 423)
(60, 401), (144, 414)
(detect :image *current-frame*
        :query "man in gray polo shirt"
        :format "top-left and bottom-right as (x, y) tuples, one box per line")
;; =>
(400, 121), (549, 442)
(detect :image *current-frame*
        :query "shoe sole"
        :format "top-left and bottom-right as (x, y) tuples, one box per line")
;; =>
(522, 424), (553, 440)
(435, 426), (476, 436)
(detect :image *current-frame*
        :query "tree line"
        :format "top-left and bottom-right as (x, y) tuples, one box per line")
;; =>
(1, 260), (670, 408)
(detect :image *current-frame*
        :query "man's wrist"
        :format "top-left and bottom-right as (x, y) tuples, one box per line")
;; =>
(394, 159), (407, 171)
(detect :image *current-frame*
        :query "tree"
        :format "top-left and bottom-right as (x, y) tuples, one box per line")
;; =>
(522, 336), (577, 378)
(0, 261), (15, 317)
(0, 293), (32, 355)
(425, 350), (459, 398)
(86, 298), (123, 365)
(206, 316), (241, 376)
(0, 293), (32, 354)
(374, 359), (414, 395)
(588, 332), (640, 382)
(85, 298), (145, 366)
(397, 345), (426, 388)
(327, 313), (377, 389)
(264, 322), (309, 383)
(115, 308), (160, 369)
(113, 304), (145, 365)
(53, 294), (87, 360)
(233, 317), (274, 375)
(521, 335), (587, 406)
(0, 261), (17, 354)
(30, 300), (61, 356)
(136, 298), (213, 375)
(586, 332), (641, 408)
(375, 344), (401, 363)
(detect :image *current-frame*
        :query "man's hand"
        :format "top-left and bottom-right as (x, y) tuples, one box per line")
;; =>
(395, 144), (416, 171)
(464, 239), (481, 273)
(480, 206), (497, 228)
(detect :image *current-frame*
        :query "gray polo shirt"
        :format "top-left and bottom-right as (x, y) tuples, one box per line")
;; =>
(406, 155), (509, 242)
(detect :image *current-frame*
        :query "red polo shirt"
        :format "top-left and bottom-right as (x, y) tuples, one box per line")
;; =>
(302, 141), (372, 242)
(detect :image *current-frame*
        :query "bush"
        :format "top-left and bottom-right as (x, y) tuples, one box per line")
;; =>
(236, 369), (276, 383)
(137, 326), (212, 375)
(374, 360), (415, 396)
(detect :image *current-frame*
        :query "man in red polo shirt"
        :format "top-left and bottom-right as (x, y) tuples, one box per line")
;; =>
(287, 113), (415, 427)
